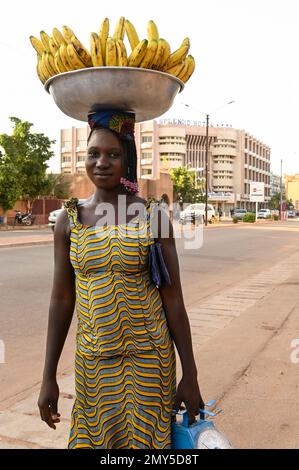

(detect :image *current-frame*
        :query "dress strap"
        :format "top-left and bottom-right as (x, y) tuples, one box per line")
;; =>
(64, 197), (79, 229)
(146, 197), (160, 242)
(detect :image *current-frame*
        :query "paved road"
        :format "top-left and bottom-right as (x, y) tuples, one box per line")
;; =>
(1, 221), (299, 407)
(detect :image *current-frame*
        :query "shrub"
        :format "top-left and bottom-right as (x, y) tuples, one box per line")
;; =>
(266, 214), (272, 219)
(243, 212), (256, 223)
(232, 216), (239, 223)
(273, 214), (279, 221)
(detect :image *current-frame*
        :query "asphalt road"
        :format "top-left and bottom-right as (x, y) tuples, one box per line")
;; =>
(1, 221), (299, 407)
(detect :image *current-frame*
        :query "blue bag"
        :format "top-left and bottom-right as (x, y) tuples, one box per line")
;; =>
(171, 400), (233, 449)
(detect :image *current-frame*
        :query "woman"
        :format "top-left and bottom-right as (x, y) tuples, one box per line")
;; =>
(38, 109), (204, 449)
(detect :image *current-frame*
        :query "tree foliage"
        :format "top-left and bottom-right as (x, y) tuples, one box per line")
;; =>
(170, 167), (204, 207)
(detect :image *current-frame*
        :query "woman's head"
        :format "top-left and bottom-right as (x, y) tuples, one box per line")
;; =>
(86, 109), (138, 194)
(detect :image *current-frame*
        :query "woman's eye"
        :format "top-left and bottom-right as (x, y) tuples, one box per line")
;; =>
(87, 151), (97, 158)
(109, 153), (120, 159)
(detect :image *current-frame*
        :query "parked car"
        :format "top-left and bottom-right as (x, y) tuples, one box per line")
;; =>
(233, 208), (247, 220)
(257, 208), (271, 219)
(48, 199), (87, 231)
(287, 210), (296, 218)
(179, 203), (215, 224)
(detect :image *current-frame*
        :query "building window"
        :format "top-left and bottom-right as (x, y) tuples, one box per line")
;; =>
(77, 140), (86, 148)
(142, 152), (152, 159)
(141, 168), (152, 176)
(62, 156), (71, 162)
(77, 155), (86, 162)
(142, 136), (152, 143)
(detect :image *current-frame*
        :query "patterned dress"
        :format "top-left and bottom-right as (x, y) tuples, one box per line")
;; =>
(64, 197), (176, 449)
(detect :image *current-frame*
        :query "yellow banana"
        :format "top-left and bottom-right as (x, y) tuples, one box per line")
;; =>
(40, 31), (51, 50)
(128, 39), (148, 67)
(40, 56), (52, 82)
(66, 43), (87, 70)
(164, 37), (190, 69)
(59, 44), (73, 71)
(147, 20), (159, 41)
(151, 38), (168, 70)
(48, 37), (58, 56)
(42, 52), (55, 78)
(29, 36), (45, 56)
(47, 51), (59, 75)
(52, 28), (67, 48)
(113, 16), (125, 41)
(105, 37), (117, 66)
(99, 18), (109, 65)
(71, 35), (92, 66)
(139, 39), (158, 68)
(160, 39), (171, 69)
(54, 49), (68, 73)
(62, 25), (75, 43)
(36, 56), (46, 83)
(90, 32), (103, 66)
(116, 39), (128, 66)
(164, 61), (185, 77)
(180, 55), (196, 83)
(124, 19), (140, 51)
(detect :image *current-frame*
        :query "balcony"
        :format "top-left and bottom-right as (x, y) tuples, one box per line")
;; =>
(61, 161), (72, 168)
(141, 142), (152, 150)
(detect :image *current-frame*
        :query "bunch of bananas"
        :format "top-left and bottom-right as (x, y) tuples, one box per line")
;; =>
(30, 18), (196, 86)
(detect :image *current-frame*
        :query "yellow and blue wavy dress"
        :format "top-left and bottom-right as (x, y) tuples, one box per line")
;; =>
(65, 197), (176, 449)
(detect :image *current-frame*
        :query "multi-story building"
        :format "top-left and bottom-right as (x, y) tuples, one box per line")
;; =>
(270, 172), (283, 197)
(285, 174), (299, 210)
(60, 120), (271, 212)
(136, 119), (271, 212)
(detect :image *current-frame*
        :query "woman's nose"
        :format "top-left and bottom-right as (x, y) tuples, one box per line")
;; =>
(95, 154), (110, 167)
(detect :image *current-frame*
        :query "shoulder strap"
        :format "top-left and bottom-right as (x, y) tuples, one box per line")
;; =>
(64, 197), (79, 229)
(146, 197), (160, 242)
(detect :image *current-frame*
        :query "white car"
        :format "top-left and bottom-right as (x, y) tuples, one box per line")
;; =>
(179, 203), (215, 224)
(48, 199), (87, 231)
(257, 208), (271, 219)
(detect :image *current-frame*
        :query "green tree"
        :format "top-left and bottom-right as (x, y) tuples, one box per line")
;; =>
(0, 152), (23, 220)
(269, 192), (293, 210)
(170, 167), (204, 207)
(0, 117), (55, 210)
(43, 173), (71, 199)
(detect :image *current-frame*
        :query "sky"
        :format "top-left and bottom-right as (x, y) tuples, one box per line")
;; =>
(0, 0), (298, 176)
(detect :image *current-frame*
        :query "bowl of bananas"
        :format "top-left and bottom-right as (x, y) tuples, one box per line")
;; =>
(30, 18), (196, 122)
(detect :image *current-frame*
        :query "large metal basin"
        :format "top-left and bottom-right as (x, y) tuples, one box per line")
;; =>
(45, 67), (184, 122)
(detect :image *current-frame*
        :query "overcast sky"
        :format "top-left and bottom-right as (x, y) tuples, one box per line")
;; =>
(0, 0), (298, 176)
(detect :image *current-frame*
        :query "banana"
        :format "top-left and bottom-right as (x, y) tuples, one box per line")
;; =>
(40, 31), (51, 50)
(99, 18), (109, 65)
(54, 48), (68, 73)
(105, 37), (117, 66)
(48, 37), (58, 56)
(113, 16), (125, 41)
(66, 43), (87, 70)
(164, 37), (190, 69)
(59, 44), (73, 71)
(128, 39), (148, 67)
(42, 52), (55, 78)
(52, 28), (67, 48)
(90, 32), (103, 66)
(116, 39), (128, 66)
(29, 36), (45, 56)
(46, 51), (59, 75)
(147, 20), (159, 41)
(164, 61), (185, 77)
(139, 39), (158, 68)
(71, 35), (92, 66)
(36, 56), (46, 83)
(180, 55), (196, 83)
(160, 39), (171, 69)
(62, 25), (75, 43)
(124, 19), (140, 51)
(40, 54), (52, 82)
(151, 38), (168, 70)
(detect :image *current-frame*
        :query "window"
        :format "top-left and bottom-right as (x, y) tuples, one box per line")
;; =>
(141, 168), (152, 176)
(62, 156), (71, 163)
(62, 141), (71, 150)
(142, 136), (152, 143)
(142, 152), (152, 159)
(77, 140), (86, 148)
(77, 155), (86, 162)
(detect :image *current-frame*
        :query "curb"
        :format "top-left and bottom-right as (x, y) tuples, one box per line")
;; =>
(0, 240), (53, 249)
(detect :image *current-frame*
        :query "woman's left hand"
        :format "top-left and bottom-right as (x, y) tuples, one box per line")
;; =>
(173, 374), (205, 425)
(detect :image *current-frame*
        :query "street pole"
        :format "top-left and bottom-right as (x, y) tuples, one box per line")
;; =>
(280, 159), (283, 221)
(205, 114), (209, 226)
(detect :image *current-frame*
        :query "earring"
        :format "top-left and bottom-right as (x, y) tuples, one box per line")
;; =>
(120, 177), (139, 194)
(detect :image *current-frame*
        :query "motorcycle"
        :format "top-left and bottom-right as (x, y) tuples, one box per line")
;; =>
(14, 210), (36, 226)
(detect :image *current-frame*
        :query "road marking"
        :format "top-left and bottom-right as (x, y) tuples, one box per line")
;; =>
(188, 251), (299, 347)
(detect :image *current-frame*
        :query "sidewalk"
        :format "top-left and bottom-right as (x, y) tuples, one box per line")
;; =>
(0, 233), (53, 249)
(0, 261), (298, 448)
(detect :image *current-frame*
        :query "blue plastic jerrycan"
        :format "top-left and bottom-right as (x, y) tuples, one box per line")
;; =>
(171, 400), (233, 449)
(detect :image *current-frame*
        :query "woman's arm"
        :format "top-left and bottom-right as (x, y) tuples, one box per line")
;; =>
(155, 206), (205, 424)
(38, 209), (76, 429)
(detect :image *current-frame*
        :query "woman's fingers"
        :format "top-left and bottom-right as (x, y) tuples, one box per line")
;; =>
(39, 402), (56, 429)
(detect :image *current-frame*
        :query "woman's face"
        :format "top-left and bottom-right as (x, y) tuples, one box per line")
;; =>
(86, 128), (125, 190)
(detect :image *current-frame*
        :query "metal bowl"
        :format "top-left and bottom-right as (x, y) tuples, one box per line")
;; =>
(45, 67), (184, 123)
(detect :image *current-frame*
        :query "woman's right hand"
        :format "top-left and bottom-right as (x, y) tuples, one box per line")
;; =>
(37, 378), (60, 430)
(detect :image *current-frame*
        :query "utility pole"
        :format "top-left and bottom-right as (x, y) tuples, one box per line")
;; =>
(280, 159), (283, 221)
(205, 114), (209, 226)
